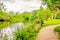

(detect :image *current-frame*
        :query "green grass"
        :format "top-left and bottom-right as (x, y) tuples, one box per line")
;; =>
(13, 19), (60, 40)
(54, 26), (60, 32)
(54, 26), (60, 40)
(14, 23), (36, 40)
(0, 22), (12, 29)
(44, 19), (60, 26)
(0, 19), (60, 40)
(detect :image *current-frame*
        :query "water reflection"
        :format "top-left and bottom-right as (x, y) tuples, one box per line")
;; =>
(0, 22), (24, 40)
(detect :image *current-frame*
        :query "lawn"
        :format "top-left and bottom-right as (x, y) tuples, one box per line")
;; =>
(44, 19), (60, 26)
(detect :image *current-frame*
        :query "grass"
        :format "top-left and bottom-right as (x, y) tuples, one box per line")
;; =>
(14, 23), (36, 40)
(0, 19), (60, 30)
(0, 19), (60, 40)
(0, 22), (12, 29)
(54, 26), (60, 40)
(54, 26), (60, 32)
(13, 19), (60, 40)
(44, 19), (60, 26)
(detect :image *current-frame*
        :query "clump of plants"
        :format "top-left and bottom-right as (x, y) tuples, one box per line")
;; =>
(34, 19), (40, 24)
(54, 26), (60, 40)
(3, 35), (8, 40)
(13, 23), (40, 40)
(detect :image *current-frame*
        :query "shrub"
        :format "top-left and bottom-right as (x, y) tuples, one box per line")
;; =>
(54, 26), (60, 40)
(13, 23), (38, 40)
(56, 13), (60, 19)
(14, 29), (36, 40)
(54, 26), (60, 32)
(34, 19), (40, 24)
(3, 35), (8, 40)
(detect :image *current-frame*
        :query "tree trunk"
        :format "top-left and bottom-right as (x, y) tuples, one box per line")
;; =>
(52, 11), (57, 19)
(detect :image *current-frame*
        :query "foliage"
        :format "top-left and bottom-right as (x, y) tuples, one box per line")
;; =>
(37, 6), (52, 20)
(44, 19), (60, 26)
(56, 10), (60, 19)
(30, 10), (38, 21)
(54, 26), (60, 40)
(41, 0), (60, 19)
(0, 2), (6, 12)
(42, 0), (60, 10)
(3, 35), (8, 40)
(54, 26), (60, 32)
(34, 19), (40, 24)
(0, 1), (60, 40)
(56, 13), (60, 19)
(13, 19), (60, 40)
(13, 23), (38, 40)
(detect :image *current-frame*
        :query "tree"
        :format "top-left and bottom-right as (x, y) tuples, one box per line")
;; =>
(30, 10), (38, 21)
(56, 9), (60, 19)
(45, 8), (52, 20)
(37, 6), (45, 19)
(41, 0), (60, 19)
(21, 12), (31, 22)
(37, 6), (51, 20)
(0, 2), (6, 12)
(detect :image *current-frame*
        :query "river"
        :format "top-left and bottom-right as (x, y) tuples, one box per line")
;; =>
(0, 22), (24, 40)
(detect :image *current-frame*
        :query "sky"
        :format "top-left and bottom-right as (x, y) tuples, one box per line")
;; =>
(1, 0), (46, 13)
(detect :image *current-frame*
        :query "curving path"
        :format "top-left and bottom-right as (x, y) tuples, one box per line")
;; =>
(36, 24), (60, 40)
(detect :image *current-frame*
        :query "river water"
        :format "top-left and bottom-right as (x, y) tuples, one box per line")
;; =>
(0, 22), (24, 40)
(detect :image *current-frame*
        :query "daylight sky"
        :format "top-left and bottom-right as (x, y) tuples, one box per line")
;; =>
(1, 0), (46, 13)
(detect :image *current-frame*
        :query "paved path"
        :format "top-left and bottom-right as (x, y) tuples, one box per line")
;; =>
(36, 24), (60, 40)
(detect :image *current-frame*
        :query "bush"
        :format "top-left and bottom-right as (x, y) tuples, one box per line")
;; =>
(54, 26), (60, 40)
(13, 23), (38, 40)
(56, 13), (60, 19)
(34, 19), (40, 24)
(54, 26), (60, 32)
(3, 35), (8, 40)
(14, 29), (36, 40)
